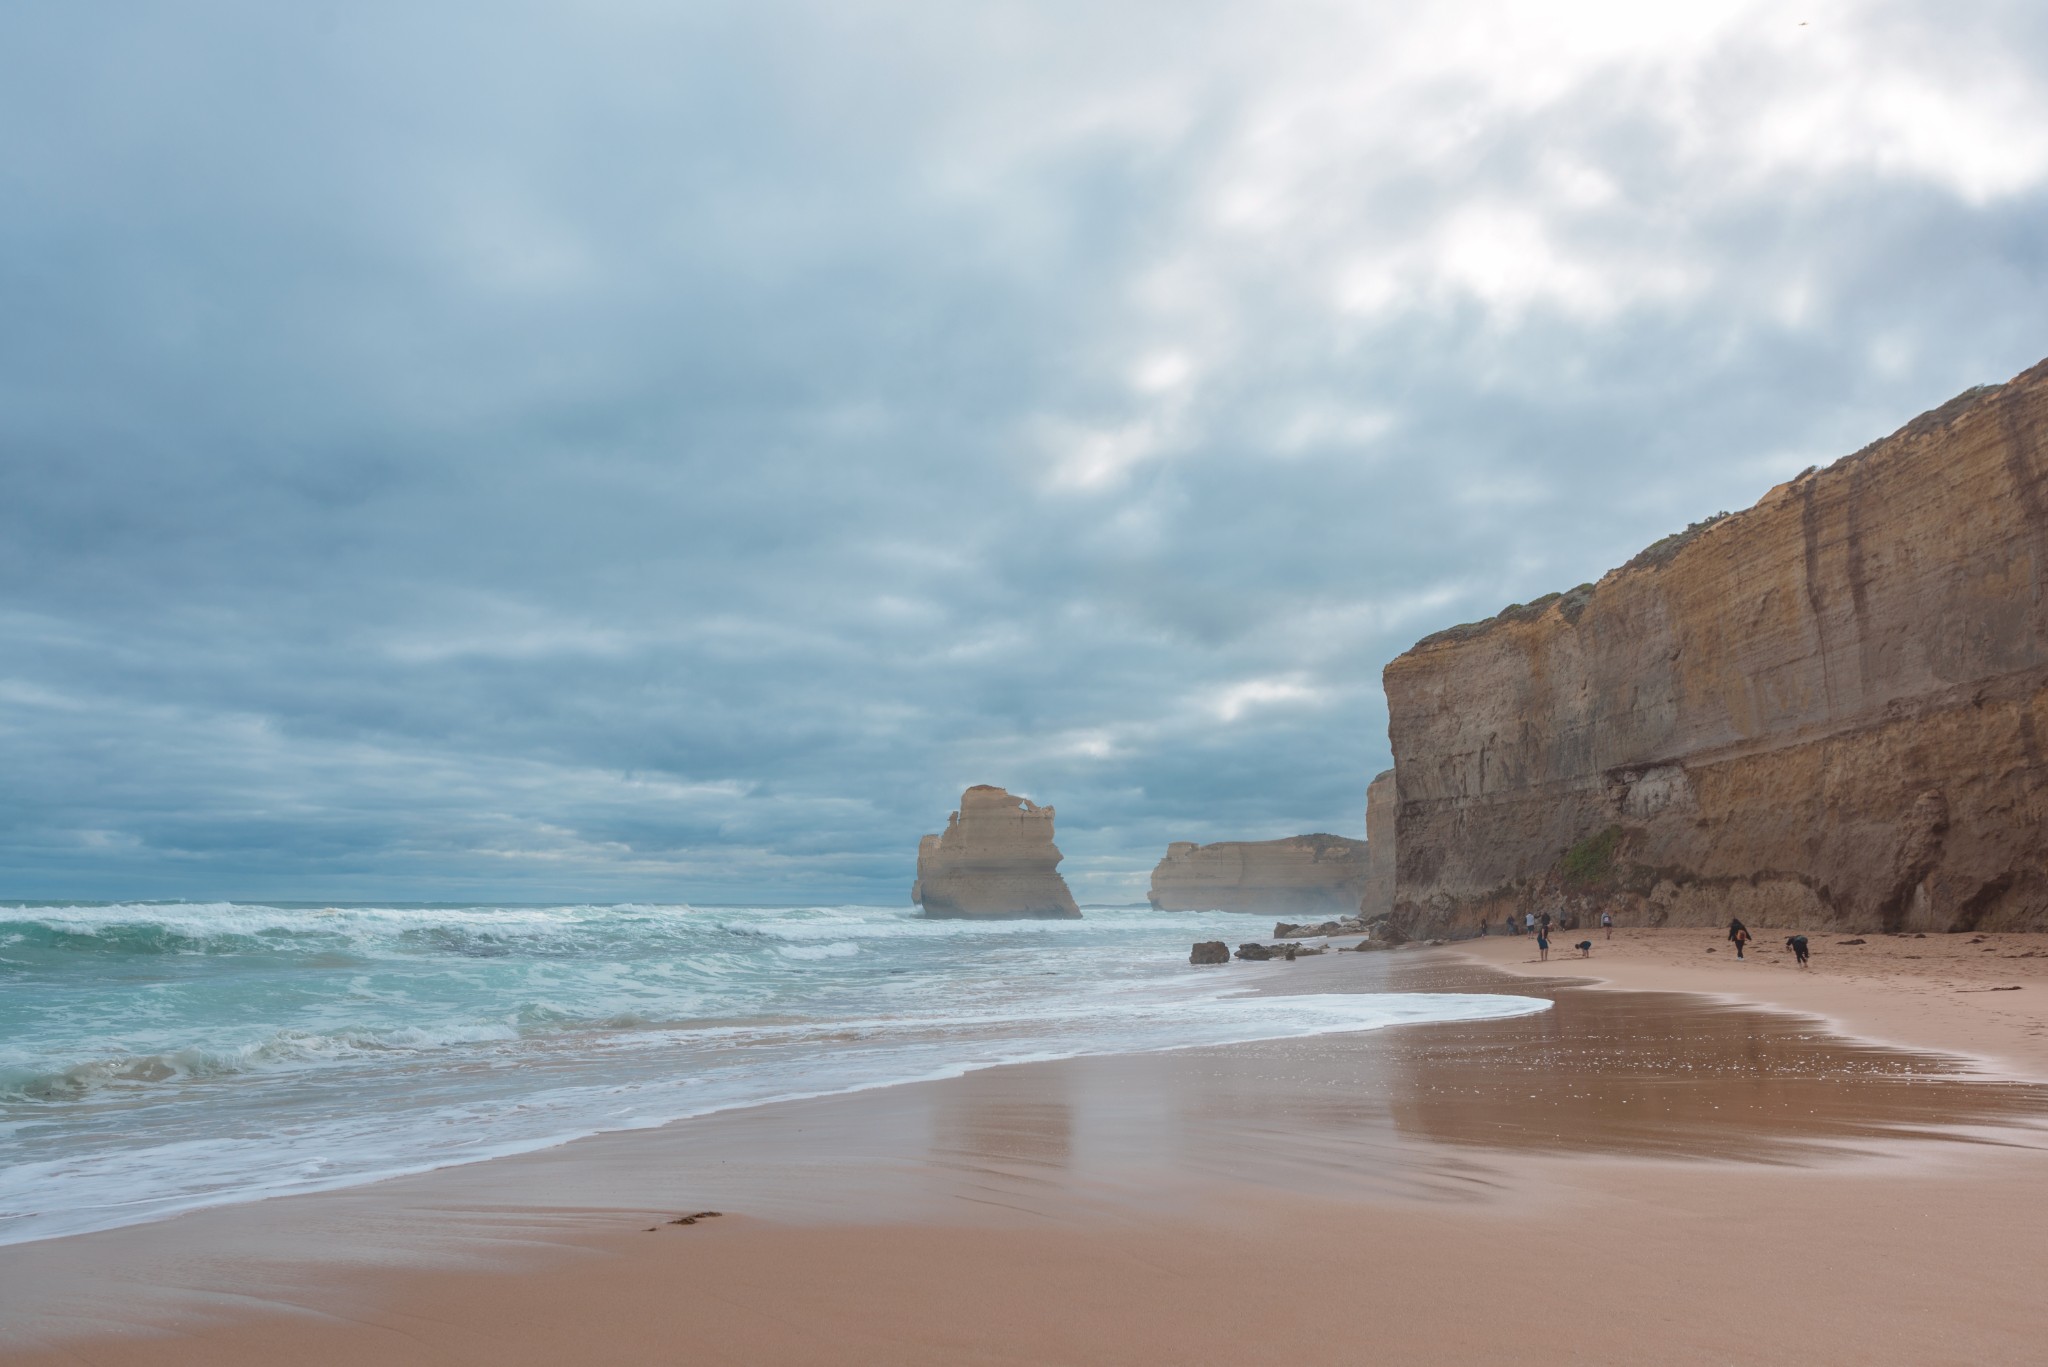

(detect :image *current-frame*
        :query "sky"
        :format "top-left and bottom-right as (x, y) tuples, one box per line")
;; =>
(3, 0), (2046, 905)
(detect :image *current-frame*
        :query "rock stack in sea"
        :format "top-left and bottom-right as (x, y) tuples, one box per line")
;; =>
(1147, 834), (1368, 913)
(912, 785), (1081, 919)
(1360, 770), (1396, 920)
(1379, 356), (2048, 937)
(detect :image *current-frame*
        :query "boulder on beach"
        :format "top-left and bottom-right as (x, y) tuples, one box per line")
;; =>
(1234, 942), (1322, 961)
(1273, 917), (1368, 939)
(1189, 941), (1229, 965)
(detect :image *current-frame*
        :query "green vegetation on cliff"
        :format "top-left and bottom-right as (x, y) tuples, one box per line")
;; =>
(1561, 825), (1625, 886)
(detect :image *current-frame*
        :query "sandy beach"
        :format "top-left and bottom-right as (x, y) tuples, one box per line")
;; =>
(6, 935), (2048, 1367)
(1458, 925), (2048, 1077)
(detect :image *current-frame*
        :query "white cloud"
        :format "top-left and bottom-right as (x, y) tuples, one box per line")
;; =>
(1210, 677), (1324, 724)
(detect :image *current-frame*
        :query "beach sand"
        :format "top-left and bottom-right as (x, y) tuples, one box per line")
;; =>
(1461, 924), (2048, 1077)
(6, 936), (2048, 1366)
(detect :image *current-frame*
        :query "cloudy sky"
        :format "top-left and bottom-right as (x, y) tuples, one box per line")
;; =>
(2, 0), (2045, 904)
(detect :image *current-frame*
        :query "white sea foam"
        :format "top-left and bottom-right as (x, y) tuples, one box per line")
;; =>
(778, 941), (861, 959)
(0, 901), (1549, 1246)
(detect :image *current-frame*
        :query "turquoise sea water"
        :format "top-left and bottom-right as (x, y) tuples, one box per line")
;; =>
(0, 902), (1546, 1245)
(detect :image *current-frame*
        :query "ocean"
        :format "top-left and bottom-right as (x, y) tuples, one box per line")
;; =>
(0, 901), (1547, 1245)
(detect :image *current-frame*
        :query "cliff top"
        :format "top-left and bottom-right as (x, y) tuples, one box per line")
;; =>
(1404, 356), (2047, 656)
(1166, 833), (1365, 857)
(958, 784), (1046, 813)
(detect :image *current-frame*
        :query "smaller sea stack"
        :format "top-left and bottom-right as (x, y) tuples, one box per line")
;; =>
(1148, 834), (1368, 913)
(912, 786), (1081, 919)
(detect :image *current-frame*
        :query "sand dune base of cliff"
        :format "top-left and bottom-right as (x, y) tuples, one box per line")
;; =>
(6, 950), (2048, 1367)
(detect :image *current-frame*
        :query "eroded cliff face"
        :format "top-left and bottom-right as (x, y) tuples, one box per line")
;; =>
(1361, 770), (1396, 920)
(913, 785), (1081, 919)
(1384, 358), (2048, 936)
(1147, 834), (1367, 913)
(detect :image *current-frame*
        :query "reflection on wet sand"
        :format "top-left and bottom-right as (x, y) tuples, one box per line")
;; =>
(932, 1095), (1074, 1172)
(5, 954), (2046, 1348)
(1375, 957), (2048, 1162)
(928, 1080), (1074, 1216)
(408, 955), (2048, 1220)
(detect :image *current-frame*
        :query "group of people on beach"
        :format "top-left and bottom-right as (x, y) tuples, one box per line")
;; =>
(1496, 908), (1615, 960)
(1727, 916), (1811, 966)
(1501, 908), (1613, 960)
(1484, 909), (1811, 967)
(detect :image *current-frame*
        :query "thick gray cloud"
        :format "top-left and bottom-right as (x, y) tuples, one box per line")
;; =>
(3, 0), (2045, 902)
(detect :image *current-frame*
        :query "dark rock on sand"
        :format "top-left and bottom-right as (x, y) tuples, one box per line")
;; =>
(1235, 942), (1324, 961)
(1273, 917), (1370, 939)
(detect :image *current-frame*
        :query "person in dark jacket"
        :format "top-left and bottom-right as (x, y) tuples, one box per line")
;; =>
(1785, 934), (1810, 967)
(1728, 917), (1751, 959)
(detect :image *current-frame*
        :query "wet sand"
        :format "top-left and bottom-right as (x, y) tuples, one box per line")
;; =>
(1458, 925), (2048, 1078)
(6, 951), (2048, 1365)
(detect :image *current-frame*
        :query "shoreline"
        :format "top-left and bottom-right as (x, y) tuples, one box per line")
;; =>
(0, 958), (1551, 1253)
(6, 947), (2048, 1365)
(1450, 925), (2048, 1080)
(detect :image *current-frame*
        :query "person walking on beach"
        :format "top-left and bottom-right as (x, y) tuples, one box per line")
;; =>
(1601, 910), (1613, 940)
(1786, 934), (1810, 967)
(1524, 911), (1535, 935)
(1536, 923), (1550, 961)
(1728, 917), (1751, 960)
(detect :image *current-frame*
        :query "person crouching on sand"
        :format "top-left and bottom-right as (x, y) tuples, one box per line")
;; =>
(1786, 934), (1810, 967)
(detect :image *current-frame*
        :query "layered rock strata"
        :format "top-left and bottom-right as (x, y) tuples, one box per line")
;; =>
(912, 785), (1081, 919)
(1147, 834), (1368, 914)
(1384, 358), (2048, 936)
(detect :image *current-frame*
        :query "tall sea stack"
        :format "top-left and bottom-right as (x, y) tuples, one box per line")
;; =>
(912, 786), (1081, 919)
(1360, 770), (1396, 920)
(1383, 357), (2048, 937)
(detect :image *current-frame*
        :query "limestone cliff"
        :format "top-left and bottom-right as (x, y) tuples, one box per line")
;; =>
(1147, 834), (1368, 913)
(1360, 770), (1396, 919)
(1384, 357), (2048, 936)
(913, 785), (1081, 919)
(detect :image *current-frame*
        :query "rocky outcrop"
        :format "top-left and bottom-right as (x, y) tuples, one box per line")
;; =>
(1361, 769), (1396, 919)
(1273, 916), (1370, 939)
(1147, 834), (1369, 913)
(1383, 358), (2048, 936)
(1234, 942), (1326, 961)
(912, 785), (1081, 919)
(1189, 941), (1230, 965)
